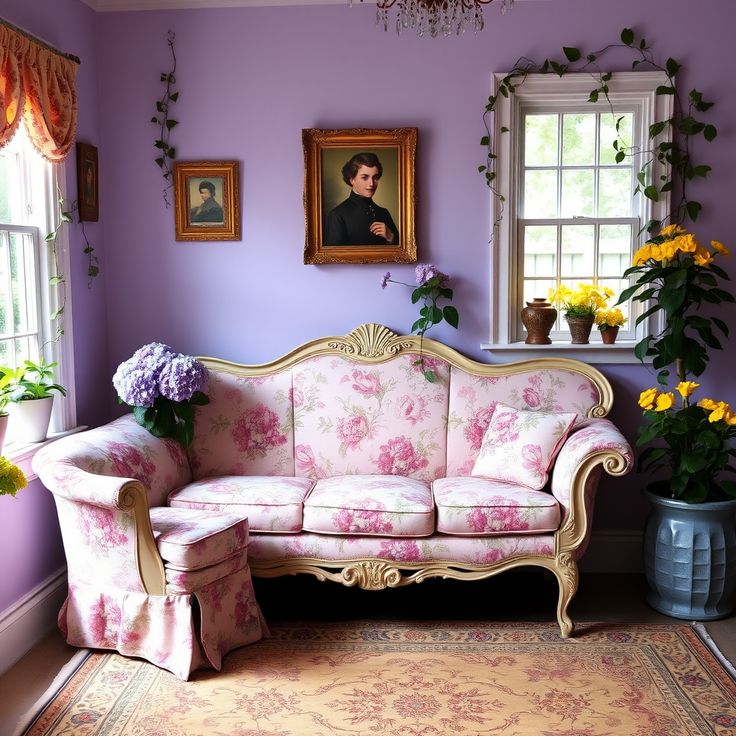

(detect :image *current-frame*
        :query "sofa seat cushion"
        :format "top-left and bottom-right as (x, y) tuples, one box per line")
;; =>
(433, 477), (560, 535)
(303, 475), (434, 537)
(165, 548), (251, 594)
(167, 476), (313, 533)
(149, 507), (249, 570)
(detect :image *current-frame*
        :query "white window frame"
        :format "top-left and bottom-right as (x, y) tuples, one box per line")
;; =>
(0, 129), (77, 450)
(485, 71), (672, 361)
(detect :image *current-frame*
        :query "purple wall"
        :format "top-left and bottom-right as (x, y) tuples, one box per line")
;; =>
(0, 0), (105, 613)
(2, 0), (735, 613)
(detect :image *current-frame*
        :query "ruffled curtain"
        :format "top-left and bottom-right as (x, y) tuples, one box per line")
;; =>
(0, 23), (78, 162)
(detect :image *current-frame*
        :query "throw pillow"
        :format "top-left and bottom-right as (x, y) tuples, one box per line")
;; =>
(471, 403), (577, 490)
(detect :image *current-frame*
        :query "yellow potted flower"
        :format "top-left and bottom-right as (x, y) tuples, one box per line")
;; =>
(622, 225), (736, 620)
(548, 283), (614, 344)
(594, 307), (627, 344)
(0, 456), (28, 498)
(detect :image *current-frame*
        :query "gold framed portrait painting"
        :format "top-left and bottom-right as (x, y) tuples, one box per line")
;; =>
(76, 142), (98, 222)
(303, 128), (417, 264)
(173, 161), (241, 241)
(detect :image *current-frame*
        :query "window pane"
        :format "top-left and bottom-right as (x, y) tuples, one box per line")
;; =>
(562, 113), (596, 165)
(598, 278), (631, 320)
(561, 225), (595, 278)
(600, 112), (633, 166)
(599, 224), (632, 279)
(561, 169), (594, 217)
(10, 232), (32, 335)
(524, 114), (558, 166)
(599, 168), (633, 217)
(524, 170), (558, 218)
(523, 226), (557, 277)
(0, 232), (8, 335)
(523, 278), (556, 306)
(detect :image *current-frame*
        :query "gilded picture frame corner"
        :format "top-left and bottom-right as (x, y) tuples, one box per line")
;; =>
(303, 127), (417, 265)
(173, 160), (241, 242)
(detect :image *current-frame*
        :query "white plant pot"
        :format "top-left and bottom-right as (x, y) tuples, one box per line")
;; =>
(9, 396), (54, 443)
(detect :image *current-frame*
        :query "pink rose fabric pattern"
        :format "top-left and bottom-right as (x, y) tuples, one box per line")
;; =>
(292, 356), (449, 481)
(472, 404), (577, 490)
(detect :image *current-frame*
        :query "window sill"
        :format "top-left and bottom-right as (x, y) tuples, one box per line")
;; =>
(5, 426), (88, 482)
(480, 341), (649, 364)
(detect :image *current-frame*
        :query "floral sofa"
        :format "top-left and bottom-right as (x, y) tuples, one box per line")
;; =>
(33, 323), (633, 676)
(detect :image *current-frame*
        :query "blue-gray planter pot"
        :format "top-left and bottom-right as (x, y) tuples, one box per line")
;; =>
(643, 489), (736, 620)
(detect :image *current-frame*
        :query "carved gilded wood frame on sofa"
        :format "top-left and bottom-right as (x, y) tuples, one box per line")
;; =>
(303, 128), (417, 264)
(173, 160), (241, 241)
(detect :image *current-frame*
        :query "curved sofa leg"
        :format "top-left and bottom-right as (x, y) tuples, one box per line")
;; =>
(553, 553), (579, 638)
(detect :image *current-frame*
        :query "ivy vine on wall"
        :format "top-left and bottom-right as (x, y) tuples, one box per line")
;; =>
(151, 30), (179, 208)
(480, 28), (717, 234)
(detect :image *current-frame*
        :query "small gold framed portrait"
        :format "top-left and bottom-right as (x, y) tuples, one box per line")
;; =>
(173, 161), (241, 241)
(303, 127), (417, 264)
(76, 142), (99, 222)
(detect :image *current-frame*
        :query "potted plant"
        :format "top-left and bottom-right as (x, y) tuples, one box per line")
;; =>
(2, 359), (67, 443)
(0, 371), (14, 453)
(547, 283), (614, 344)
(620, 224), (736, 619)
(0, 456), (28, 498)
(594, 307), (627, 344)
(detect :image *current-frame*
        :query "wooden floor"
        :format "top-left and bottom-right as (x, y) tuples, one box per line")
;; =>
(1, 572), (734, 736)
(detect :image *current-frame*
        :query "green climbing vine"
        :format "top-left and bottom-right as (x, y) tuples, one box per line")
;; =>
(151, 30), (179, 207)
(480, 27), (717, 235)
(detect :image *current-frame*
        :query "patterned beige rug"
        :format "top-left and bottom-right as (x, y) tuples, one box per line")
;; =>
(19, 621), (736, 736)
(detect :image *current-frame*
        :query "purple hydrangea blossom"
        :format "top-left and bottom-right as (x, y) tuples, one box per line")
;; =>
(415, 263), (447, 286)
(112, 358), (160, 407)
(131, 342), (176, 374)
(158, 355), (208, 402)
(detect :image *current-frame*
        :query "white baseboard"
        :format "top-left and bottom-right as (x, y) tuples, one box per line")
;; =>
(580, 532), (643, 574)
(0, 568), (67, 677)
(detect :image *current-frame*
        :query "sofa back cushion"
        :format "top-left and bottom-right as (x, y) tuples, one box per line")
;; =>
(292, 354), (449, 481)
(446, 366), (603, 476)
(189, 369), (295, 479)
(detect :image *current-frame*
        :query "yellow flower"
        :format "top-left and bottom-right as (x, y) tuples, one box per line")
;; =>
(671, 233), (698, 253)
(595, 308), (627, 328)
(654, 392), (675, 412)
(660, 224), (686, 237)
(711, 240), (730, 257)
(0, 456), (28, 497)
(633, 245), (651, 266)
(638, 388), (659, 410)
(693, 249), (715, 267)
(675, 381), (699, 398)
(706, 401), (730, 422)
(698, 398), (719, 411)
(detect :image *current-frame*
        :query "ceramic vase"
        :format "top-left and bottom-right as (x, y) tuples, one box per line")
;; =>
(520, 298), (557, 345)
(601, 326), (620, 344)
(9, 396), (54, 443)
(565, 315), (595, 344)
(643, 488), (736, 620)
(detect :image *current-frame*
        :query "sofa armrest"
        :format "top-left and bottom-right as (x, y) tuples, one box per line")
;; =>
(550, 418), (634, 555)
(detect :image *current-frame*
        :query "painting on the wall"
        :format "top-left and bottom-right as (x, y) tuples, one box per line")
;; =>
(76, 142), (98, 221)
(173, 161), (240, 241)
(303, 128), (417, 264)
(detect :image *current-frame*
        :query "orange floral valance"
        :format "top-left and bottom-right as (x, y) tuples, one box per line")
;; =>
(0, 23), (78, 162)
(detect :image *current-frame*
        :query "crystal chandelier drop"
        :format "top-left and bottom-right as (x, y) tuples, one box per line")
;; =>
(360, 0), (515, 38)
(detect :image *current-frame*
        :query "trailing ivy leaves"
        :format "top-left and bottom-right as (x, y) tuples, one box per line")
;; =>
(480, 27), (717, 235)
(151, 30), (179, 207)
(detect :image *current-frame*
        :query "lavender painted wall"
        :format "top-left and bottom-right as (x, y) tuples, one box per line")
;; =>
(0, 0), (105, 613)
(97, 0), (735, 532)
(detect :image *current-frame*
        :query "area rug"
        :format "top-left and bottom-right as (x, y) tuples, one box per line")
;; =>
(18, 621), (736, 736)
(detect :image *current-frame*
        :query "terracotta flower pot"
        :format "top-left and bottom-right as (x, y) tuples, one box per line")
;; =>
(565, 315), (595, 344)
(600, 326), (620, 344)
(520, 298), (557, 344)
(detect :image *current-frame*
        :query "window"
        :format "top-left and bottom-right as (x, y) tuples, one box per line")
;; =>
(0, 126), (75, 440)
(488, 72), (672, 352)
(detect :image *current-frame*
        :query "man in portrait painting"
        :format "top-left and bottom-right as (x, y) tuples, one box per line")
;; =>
(324, 152), (399, 246)
(189, 180), (224, 225)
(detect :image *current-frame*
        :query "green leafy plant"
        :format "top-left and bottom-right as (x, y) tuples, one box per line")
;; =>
(381, 264), (459, 382)
(480, 27), (716, 234)
(0, 456), (28, 498)
(637, 383), (736, 502)
(0, 359), (67, 402)
(44, 194), (73, 342)
(151, 30), (179, 207)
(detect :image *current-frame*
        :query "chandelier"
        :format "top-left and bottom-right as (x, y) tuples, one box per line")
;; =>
(357, 0), (515, 38)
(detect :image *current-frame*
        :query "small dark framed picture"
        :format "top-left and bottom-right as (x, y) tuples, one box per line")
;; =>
(303, 127), (417, 264)
(173, 161), (241, 241)
(76, 142), (98, 221)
